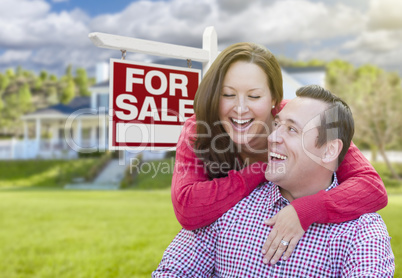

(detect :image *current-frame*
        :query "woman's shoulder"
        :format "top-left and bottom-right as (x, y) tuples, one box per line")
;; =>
(177, 114), (197, 148)
(182, 114), (197, 135)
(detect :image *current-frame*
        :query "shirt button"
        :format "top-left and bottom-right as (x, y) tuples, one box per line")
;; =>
(276, 261), (281, 266)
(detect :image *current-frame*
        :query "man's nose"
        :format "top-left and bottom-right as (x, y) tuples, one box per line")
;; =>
(268, 128), (283, 144)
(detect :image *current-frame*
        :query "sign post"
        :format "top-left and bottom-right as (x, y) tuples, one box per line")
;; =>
(89, 26), (218, 151)
(89, 26), (218, 74)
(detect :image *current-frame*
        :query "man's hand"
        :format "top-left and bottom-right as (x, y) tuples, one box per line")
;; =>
(261, 205), (305, 265)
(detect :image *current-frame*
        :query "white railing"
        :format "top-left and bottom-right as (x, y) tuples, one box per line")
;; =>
(0, 138), (109, 160)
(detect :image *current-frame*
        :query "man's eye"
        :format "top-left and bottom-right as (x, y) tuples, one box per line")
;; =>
(289, 126), (297, 133)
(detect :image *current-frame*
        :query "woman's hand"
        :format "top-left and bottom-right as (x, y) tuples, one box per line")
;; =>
(261, 205), (305, 265)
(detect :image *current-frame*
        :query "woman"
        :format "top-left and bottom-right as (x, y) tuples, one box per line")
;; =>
(171, 42), (387, 265)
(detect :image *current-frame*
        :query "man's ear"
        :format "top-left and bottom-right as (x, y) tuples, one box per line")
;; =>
(322, 139), (343, 164)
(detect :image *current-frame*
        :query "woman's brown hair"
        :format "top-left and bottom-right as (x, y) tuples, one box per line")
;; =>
(193, 42), (283, 178)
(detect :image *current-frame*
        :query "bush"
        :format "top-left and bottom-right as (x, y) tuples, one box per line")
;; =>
(78, 150), (109, 158)
(0, 159), (100, 188)
(122, 158), (175, 190)
(371, 162), (402, 194)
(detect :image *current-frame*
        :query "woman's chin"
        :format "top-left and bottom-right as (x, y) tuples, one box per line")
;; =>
(231, 138), (252, 148)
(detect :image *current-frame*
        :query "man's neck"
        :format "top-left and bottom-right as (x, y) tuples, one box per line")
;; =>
(279, 173), (336, 202)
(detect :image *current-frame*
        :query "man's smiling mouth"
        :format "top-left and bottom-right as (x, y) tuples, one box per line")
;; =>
(270, 152), (288, 161)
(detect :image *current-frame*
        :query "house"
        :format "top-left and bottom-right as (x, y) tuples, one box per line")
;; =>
(0, 63), (326, 160)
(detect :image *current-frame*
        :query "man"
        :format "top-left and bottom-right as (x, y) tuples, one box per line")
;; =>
(153, 85), (395, 277)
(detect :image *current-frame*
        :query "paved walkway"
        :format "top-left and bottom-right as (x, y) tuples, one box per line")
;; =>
(65, 159), (127, 190)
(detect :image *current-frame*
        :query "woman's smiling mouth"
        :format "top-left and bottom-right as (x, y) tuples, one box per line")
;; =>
(230, 118), (253, 130)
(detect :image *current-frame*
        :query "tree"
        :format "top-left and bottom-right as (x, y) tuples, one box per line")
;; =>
(0, 73), (10, 92)
(64, 64), (73, 80)
(5, 69), (14, 79)
(0, 65), (98, 136)
(46, 86), (59, 105)
(39, 70), (48, 81)
(327, 61), (402, 180)
(18, 83), (33, 113)
(60, 79), (75, 104)
(49, 74), (58, 82)
(74, 67), (91, 96)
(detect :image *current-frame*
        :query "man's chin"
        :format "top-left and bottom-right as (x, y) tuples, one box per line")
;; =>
(265, 172), (279, 183)
(265, 163), (286, 181)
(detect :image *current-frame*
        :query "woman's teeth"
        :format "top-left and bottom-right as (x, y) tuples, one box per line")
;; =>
(232, 118), (252, 125)
(270, 152), (287, 160)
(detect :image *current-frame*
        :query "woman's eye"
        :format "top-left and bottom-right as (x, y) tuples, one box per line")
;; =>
(288, 126), (297, 133)
(249, 95), (260, 99)
(222, 93), (235, 97)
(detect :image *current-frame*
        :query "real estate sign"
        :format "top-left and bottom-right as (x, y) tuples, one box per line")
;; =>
(109, 59), (201, 150)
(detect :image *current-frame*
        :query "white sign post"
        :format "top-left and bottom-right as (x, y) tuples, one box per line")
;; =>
(88, 26), (218, 151)
(89, 26), (218, 75)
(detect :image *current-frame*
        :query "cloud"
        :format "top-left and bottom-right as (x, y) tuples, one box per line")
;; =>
(0, 0), (49, 20)
(216, 1), (365, 46)
(216, 0), (260, 14)
(0, 0), (401, 76)
(89, 0), (367, 49)
(368, 0), (402, 30)
(0, 50), (33, 64)
(343, 30), (402, 52)
(0, 0), (90, 49)
(325, 0), (402, 72)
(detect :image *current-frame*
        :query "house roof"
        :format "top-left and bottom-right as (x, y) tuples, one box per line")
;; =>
(22, 96), (91, 119)
(91, 80), (109, 88)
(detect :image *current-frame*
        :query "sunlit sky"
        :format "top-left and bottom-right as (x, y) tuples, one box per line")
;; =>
(1, 0), (401, 78)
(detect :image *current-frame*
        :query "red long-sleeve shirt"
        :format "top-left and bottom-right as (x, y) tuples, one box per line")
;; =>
(171, 101), (388, 231)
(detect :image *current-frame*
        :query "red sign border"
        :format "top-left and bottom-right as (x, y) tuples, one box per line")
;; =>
(108, 58), (201, 151)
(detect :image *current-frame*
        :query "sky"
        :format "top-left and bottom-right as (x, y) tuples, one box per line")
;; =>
(1, 0), (402, 79)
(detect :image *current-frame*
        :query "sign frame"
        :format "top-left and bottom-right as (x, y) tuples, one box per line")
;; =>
(108, 58), (201, 151)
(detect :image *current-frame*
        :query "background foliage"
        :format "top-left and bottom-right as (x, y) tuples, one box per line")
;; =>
(0, 65), (95, 137)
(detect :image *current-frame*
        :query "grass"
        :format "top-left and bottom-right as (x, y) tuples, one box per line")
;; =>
(126, 158), (175, 190)
(0, 189), (399, 277)
(0, 189), (181, 278)
(379, 195), (402, 277)
(0, 159), (400, 277)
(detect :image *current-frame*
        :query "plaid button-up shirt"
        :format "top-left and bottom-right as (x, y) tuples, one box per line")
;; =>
(153, 176), (394, 277)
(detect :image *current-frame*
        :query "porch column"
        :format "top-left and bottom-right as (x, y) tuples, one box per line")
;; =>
(99, 107), (106, 152)
(22, 120), (28, 158)
(90, 125), (96, 148)
(23, 120), (28, 141)
(75, 118), (82, 149)
(36, 118), (41, 151)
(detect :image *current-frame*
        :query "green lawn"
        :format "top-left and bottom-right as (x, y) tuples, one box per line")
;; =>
(0, 189), (400, 277)
(379, 195), (402, 277)
(0, 189), (181, 278)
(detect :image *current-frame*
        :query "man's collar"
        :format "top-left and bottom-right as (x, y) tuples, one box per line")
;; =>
(325, 172), (338, 192)
(266, 173), (339, 207)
